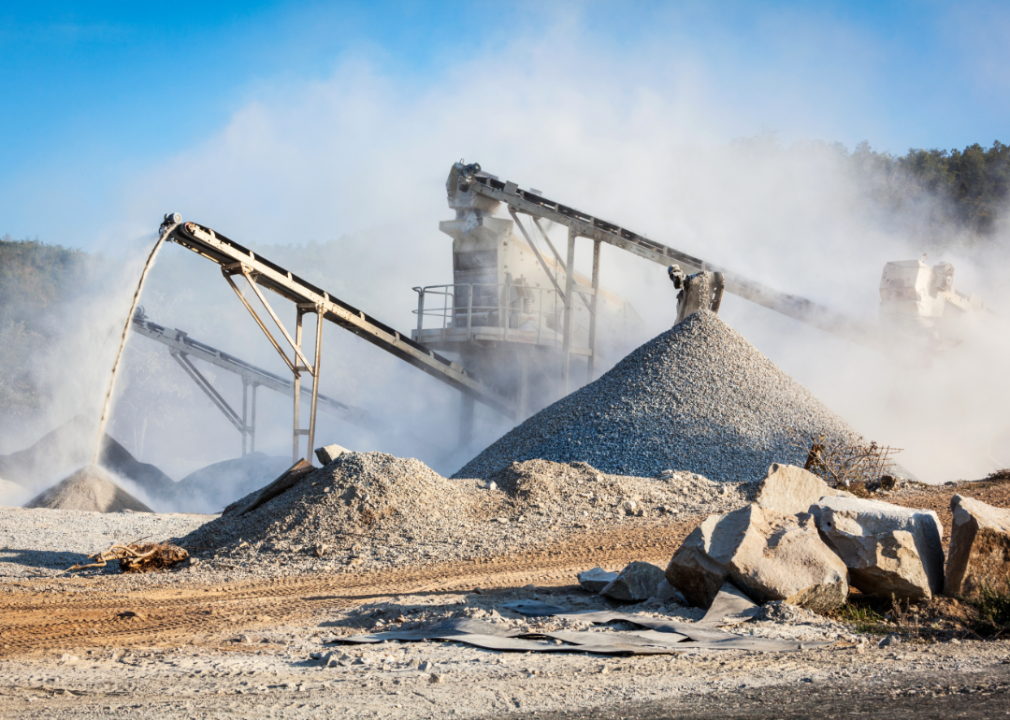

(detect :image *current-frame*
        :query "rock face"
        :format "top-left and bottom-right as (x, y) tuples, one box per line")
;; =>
(601, 561), (667, 602)
(754, 463), (851, 516)
(666, 504), (848, 612)
(816, 496), (944, 600)
(577, 567), (618, 594)
(945, 494), (1010, 598)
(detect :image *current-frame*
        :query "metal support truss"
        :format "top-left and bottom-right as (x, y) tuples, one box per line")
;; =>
(132, 314), (370, 457)
(165, 220), (516, 442)
(459, 165), (879, 350)
(222, 268), (324, 464)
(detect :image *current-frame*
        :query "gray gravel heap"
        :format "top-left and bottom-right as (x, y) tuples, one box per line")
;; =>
(24, 465), (153, 513)
(180, 452), (750, 575)
(454, 311), (861, 483)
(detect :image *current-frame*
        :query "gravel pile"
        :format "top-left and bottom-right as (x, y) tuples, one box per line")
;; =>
(0, 415), (176, 501)
(0, 477), (30, 507)
(24, 465), (153, 513)
(455, 311), (861, 483)
(181, 452), (750, 574)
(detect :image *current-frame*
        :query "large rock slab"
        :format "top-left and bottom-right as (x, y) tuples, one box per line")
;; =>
(945, 494), (1010, 598)
(755, 463), (851, 516)
(815, 496), (943, 600)
(601, 561), (667, 602)
(664, 513), (733, 608)
(666, 504), (848, 612)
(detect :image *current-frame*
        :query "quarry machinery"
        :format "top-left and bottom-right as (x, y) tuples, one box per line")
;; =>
(159, 214), (516, 464)
(878, 257), (986, 349)
(440, 162), (988, 359)
(440, 162), (877, 362)
(413, 172), (642, 433)
(131, 309), (371, 455)
(668, 265), (726, 324)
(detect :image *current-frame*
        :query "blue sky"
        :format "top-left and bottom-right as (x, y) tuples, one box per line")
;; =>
(2, 1), (1008, 247)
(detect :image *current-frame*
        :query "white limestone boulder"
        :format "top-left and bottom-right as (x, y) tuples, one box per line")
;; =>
(754, 463), (852, 517)
(945, 494), (1010, 598)
(815, 495), (944, 601)
(666, 504), (849, 612)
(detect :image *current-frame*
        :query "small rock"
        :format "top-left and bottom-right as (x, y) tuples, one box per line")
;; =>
(315, 444), (349, 465)
(601, 561), (667, 602)
(428, 673), (443, 684)
(651, 578), (686, 604)
(418, 661), (433, 671)
(578, 567), (618, 594)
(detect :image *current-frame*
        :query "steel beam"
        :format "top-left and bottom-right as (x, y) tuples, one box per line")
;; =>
(588, 239), (601, 382)
(561, 226), (577, 394)
(467, 173), (878, 349)
(167, 221), (517, 419)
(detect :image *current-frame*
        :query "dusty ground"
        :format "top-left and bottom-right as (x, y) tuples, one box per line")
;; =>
(1, 480), (1009, 718)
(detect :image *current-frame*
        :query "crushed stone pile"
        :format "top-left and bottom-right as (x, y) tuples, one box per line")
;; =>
(455, 311), (861, 483)
(181, 452), (750, 574)
(0, 415), (176, 499)
(24, 465), (153, 513)
(0, 477), (30, 507)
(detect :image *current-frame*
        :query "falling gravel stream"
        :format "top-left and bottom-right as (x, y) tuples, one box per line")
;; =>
(92, 221), (178, 463)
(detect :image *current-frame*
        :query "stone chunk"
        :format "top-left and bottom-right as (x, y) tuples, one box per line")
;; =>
(945, 494), (1010, 598)
(815, 495), (943, 601)
(664, 513), (732, 608)
(315, 444), (349, 465)
(577, 567), (618, 594)
(754, 463), (851, 516)
(600, 561), (666, 602)
(666, 504), (848, 612)
(701, 582), (760, 625)
(651, 579), (686, 605)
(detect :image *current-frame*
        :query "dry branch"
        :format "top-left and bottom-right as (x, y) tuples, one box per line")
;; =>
(65, 542), (190, 574)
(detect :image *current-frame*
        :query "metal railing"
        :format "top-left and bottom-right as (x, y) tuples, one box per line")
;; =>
(413, 283), (589, 347)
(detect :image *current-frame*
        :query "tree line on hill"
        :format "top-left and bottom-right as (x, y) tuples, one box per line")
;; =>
(849, 140), (1010, 241)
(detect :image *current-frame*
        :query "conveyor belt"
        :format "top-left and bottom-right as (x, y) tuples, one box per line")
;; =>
(463, 168), (878, 348)
(166, 221), (517, 419)
(131, 315), (369, 424)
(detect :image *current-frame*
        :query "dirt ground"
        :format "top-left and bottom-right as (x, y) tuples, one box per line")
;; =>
(1, 480), (1009, 719)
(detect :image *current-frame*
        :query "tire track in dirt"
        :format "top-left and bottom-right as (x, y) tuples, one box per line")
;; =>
(0, 520), (697, 658)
